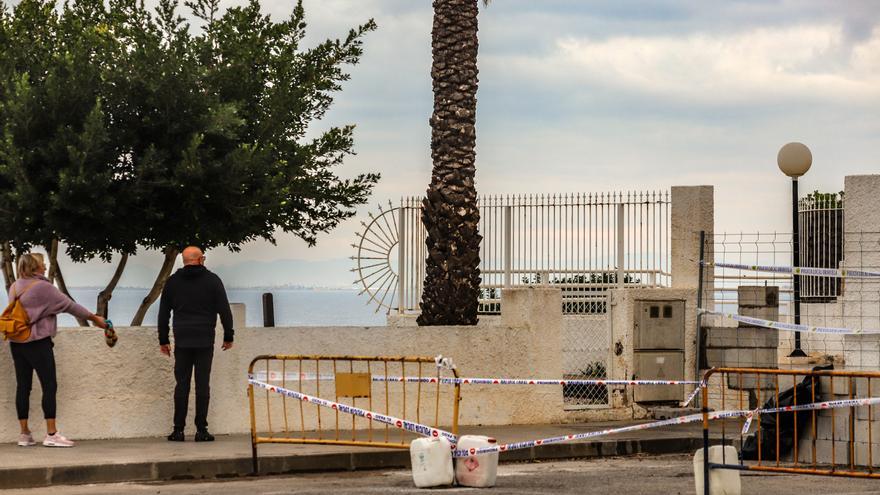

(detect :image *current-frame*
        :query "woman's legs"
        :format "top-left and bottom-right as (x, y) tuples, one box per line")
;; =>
(10, 343), (34, 434)
(30, 340), (58, 433)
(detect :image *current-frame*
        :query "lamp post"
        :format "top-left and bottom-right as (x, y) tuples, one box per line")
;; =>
(777, 142), (812, 358)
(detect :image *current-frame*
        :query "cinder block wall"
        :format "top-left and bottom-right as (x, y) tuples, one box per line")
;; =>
(704, 286), (779, 411)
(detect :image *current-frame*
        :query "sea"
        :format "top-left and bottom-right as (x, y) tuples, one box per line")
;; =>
(0, 287), (388, 328)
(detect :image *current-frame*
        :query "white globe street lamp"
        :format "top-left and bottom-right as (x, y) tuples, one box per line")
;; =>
(778, 142), (812, 178)
(777, 142), (812, 357)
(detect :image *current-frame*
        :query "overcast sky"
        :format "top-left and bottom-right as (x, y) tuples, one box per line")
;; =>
(53, 0), (880, 287)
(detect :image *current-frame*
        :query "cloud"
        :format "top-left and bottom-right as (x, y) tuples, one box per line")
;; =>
(490, 24), (880, 107)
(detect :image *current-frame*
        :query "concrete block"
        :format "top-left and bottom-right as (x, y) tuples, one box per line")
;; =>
(814, 439), (852, 465)
(705, 327), (737, 348)
(738, 306), (780, 323)
(797, 436), (818, 464)
(856, 402), (880, 421)
(705, 327), (778, 349)
(706, 349), (725, 368)
(854, 441), (880, 468)
(737, 286), (779, 308)
(754, 348), (777, 368)
(819, 376), (852, 398)
(727, 373), (777, 391)
(808, 413), (851, 442)
(833, 412), (853, 441)
(854, 418), (880, 444)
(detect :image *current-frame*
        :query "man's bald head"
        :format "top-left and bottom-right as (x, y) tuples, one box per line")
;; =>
(182, 246), (205, 266)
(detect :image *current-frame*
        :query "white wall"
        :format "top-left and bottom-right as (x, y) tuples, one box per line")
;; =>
(0, 288), (564, 442)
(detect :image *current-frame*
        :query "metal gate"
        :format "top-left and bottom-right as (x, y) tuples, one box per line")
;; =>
(563, 315), (612, 409)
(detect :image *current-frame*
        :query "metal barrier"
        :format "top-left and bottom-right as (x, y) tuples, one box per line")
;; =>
(701, 367), (880, 493)
(247, 355), (461, 472)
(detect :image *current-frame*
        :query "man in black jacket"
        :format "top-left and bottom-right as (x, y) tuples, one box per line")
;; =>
(158, 246), (234, 442)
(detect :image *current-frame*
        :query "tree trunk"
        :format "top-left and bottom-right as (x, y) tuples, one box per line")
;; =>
(97, 253), (129, 318)
(418, 0), (482, 326)
(130, 247), (178, 326)
(47, 239), (58, 284)
(1, 242), (15, 290)
(46, 240), (90, 327)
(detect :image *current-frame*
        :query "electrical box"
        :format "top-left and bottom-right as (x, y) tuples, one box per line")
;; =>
(634, 301), (685, 350)
(633, 351), (684, 402)
(633, 300), (686, 403)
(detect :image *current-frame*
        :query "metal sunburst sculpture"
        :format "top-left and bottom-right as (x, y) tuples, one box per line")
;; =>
(351, 201), (401, 313)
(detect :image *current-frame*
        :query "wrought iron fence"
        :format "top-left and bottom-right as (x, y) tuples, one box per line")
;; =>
(353, 191), (671, 315)
(799, 192), (844, 302)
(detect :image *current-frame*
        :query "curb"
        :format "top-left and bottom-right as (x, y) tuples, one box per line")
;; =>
(0, 436), (705, 489)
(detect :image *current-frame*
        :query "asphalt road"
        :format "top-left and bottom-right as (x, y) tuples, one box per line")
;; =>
(6, 454), (880, 494)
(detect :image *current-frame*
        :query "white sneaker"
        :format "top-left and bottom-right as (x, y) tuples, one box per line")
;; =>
(43, 432), (74, 447)
(17, 433), (36, 447)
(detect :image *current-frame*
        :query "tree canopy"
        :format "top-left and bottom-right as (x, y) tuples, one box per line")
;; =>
(0, 0), (379, 323)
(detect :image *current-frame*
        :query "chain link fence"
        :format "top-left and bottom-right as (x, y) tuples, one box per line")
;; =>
(562, 315), (611, 409)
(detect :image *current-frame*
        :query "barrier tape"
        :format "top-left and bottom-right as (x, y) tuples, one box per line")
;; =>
(699, 309), (880, 335)
(434, 354), (457, 371)
(741, 408), (759, 436)
(248, 378), (458, 444)
(252, 372), (700, 387)
(703, 261), (880, 279)
(682, 382), (705, 407)
(251, 375), (880, 458)
(456, 396), (880, 456)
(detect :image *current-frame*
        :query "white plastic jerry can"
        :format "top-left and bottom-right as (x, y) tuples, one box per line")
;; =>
(410, 437), (454, 488)
(455, 435), (499, 488)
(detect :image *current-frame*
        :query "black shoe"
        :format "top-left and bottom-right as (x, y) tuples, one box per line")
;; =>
(194, 429), (214, 442)
(167, 429), (185, 442)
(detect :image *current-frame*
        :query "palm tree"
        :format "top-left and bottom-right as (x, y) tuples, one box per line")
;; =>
(418, 0), (488, 326)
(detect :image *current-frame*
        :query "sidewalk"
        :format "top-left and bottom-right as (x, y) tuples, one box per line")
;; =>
(0, 422), (709, 490)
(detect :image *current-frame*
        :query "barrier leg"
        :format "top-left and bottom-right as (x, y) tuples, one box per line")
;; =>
(252, 441), (259, 474)
(702, 382), (710, 495)
(702, 422), (710, 494)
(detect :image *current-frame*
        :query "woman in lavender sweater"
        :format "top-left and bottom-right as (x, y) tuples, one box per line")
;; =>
(8, 253), (107, 448)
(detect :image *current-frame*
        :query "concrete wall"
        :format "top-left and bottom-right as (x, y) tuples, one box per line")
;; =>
(608, 288), (698, 404)
(0, 288), (564, 442)
(799, 175), (880, 369)
(671, 185), (714, 290)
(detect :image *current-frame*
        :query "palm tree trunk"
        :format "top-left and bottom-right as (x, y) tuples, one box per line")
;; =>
(1, 242), (15, 290)
(97, 253), (129, 318)
(418, 0), (482, 326)
(130, 247), (178, 326)
(46, 240), (90, 327)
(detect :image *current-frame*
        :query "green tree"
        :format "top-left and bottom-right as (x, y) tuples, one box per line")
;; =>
(0, 0), (378, 326)
(0, 0), (123, 325)
(418, 0), (489, 325)
(0, 1), (14, 288)
(125, 0), (379, 324)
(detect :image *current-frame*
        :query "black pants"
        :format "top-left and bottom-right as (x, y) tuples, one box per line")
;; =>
(10, 338), (57, 420)
(173, 346), (214, 430)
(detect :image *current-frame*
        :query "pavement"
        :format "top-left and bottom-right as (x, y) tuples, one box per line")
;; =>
(0, 422), (711, 490)
(7, 455), (880, 495)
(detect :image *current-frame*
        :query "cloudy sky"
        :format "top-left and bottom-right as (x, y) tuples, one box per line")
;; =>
(59, 0), (880, 287)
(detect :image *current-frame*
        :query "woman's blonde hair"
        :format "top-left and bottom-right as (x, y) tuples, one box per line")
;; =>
(16, 253), (46, 279)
